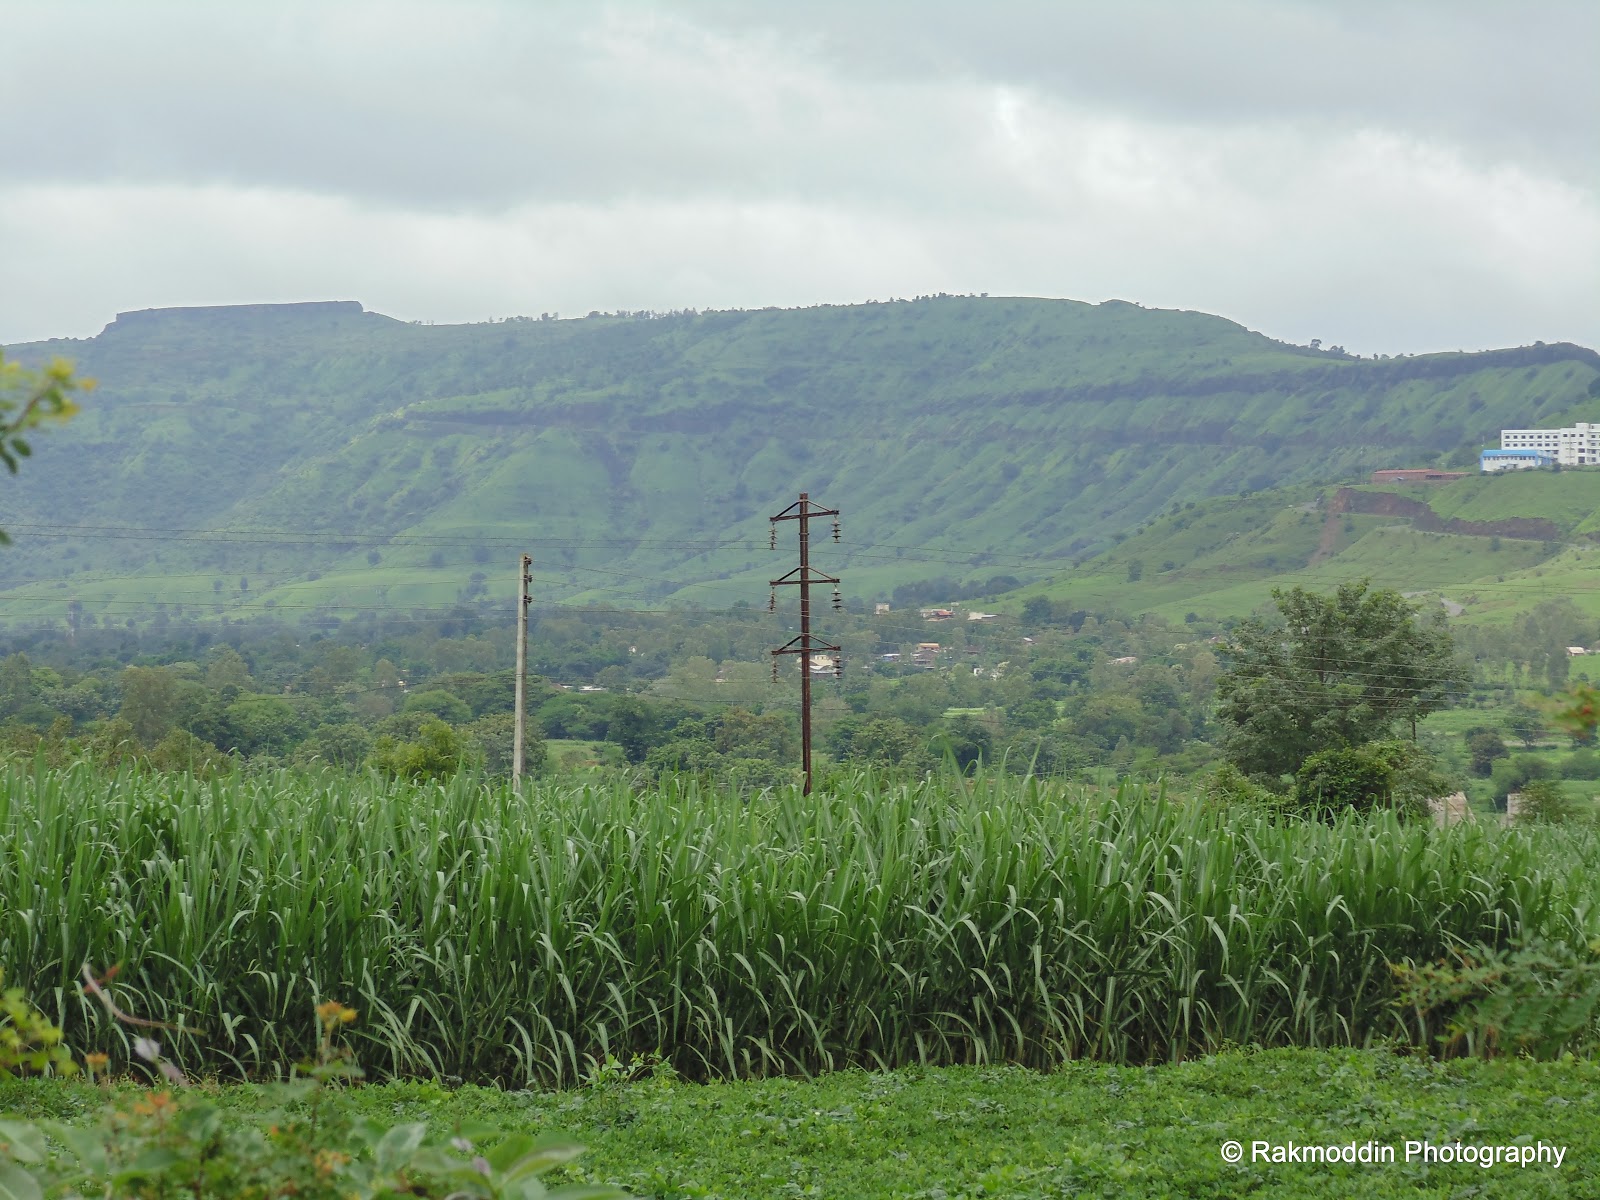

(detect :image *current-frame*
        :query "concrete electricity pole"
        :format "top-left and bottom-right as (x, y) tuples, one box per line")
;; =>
(769, 492), (842, 794)
(513, 553), (531, 787)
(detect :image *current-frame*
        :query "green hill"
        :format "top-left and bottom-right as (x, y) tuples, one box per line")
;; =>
(3, 297), (1596, 625)
(1011, 470), (1600, 623)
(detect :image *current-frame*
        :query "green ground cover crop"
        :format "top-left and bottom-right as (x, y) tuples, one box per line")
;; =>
(4, 765), (1600, 1086)
(4, 1050), (1597, 1198)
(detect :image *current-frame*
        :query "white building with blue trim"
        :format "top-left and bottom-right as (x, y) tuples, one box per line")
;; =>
(1481, 448), (1555, 472)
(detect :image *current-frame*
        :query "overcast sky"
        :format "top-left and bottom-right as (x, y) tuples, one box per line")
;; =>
(2, 0), (1595, 354)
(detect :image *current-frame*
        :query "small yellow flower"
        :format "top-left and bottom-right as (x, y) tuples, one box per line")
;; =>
(83, 1052), (109, 1072)
(316, 1000), (359, 1024)
(314, 1148), (351, 1175)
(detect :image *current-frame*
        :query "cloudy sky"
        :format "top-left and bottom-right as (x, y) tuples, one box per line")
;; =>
(2, 0), (1595, 353)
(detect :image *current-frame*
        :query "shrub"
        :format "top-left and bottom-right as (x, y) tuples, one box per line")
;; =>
(1293, 747), (1394, 820)
(1196, 762), (1284, 811)
(1394, 938), (1600, 1059)
(1488, 754), (1553, 803)
(0, 997), (627, 1198)
(1561, 748), (1600, 780)
(147, 729), (231, 778)
(0, 973), (74, 1080)
(367, 718), (467, 781)
(1364, 739), (1456, 822)
(1515, 778), (1580, 825)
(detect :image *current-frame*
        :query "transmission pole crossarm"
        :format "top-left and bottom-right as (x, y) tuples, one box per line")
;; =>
(770, 566), (839, 587)
(770, 500), (839, 521)
(772, 633), (842, 655)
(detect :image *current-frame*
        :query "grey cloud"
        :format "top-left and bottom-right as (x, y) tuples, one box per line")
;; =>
(8, 1), (1592, 211)
(0, 0), (1594, 354)
(691, 0), (1600, 183)
(3, 3), (993, 210)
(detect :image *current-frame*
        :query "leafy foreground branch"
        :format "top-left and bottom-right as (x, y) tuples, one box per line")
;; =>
(0, 996), (629, 1199)
(0, 351), (89, 545)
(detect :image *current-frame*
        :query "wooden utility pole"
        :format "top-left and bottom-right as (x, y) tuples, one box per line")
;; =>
(769, 492), (842, 794)
(513, 553), (531, 787)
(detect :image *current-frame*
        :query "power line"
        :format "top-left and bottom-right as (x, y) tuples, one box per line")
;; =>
(0, 520), (1055, 564)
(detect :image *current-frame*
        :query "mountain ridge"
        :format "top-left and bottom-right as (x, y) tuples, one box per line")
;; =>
(2, 296), (1596, 624)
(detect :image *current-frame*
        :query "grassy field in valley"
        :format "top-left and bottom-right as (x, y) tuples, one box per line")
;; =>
(1005, 468), (1600, 623)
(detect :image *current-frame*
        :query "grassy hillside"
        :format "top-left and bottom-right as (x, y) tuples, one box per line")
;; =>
(1014, 469), (1600, 622)
(3, 297), (1596, 624)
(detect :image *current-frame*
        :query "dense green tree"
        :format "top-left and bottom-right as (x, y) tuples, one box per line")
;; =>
(714, 707), (792, 762)
(1466, 729), (1509, 776)
(1070, 693), (1143, 753)
(829, 715), (929, 772)
(204, 646), (253, 693)
(147, 729), (229, 777)
(434, 669), (523, 717)
(1215, 581), (1465, 779)
(936, 716), (993, 772)
(1546, 648), (1572, 692)
(370, 711), (434, 742)
(119, 666), (181, 745)
(606, 696), (653, 764)
(534, 693), (609, 740)
(223, 695), (305, 756)
(402, 689), (473, 724)
(1027, 645), (1094, 696)
(315, 643), (362, 685)
(1004, 698), (1058, 732)
(1560, 749), (1600, 780)
(1001, 732), (1091, 777)
(1505, 704), (1546, 749)
(644, 727), (721, 776)
(1365, 739), (1456, 820)
(85, 718), (139, 768)
(465, 711), (545, 777)
(47, 677), (113, 723)
(0, 653), (35, 720)
(1021, 595), (1053, 626)
(295, 722), (373, 771)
